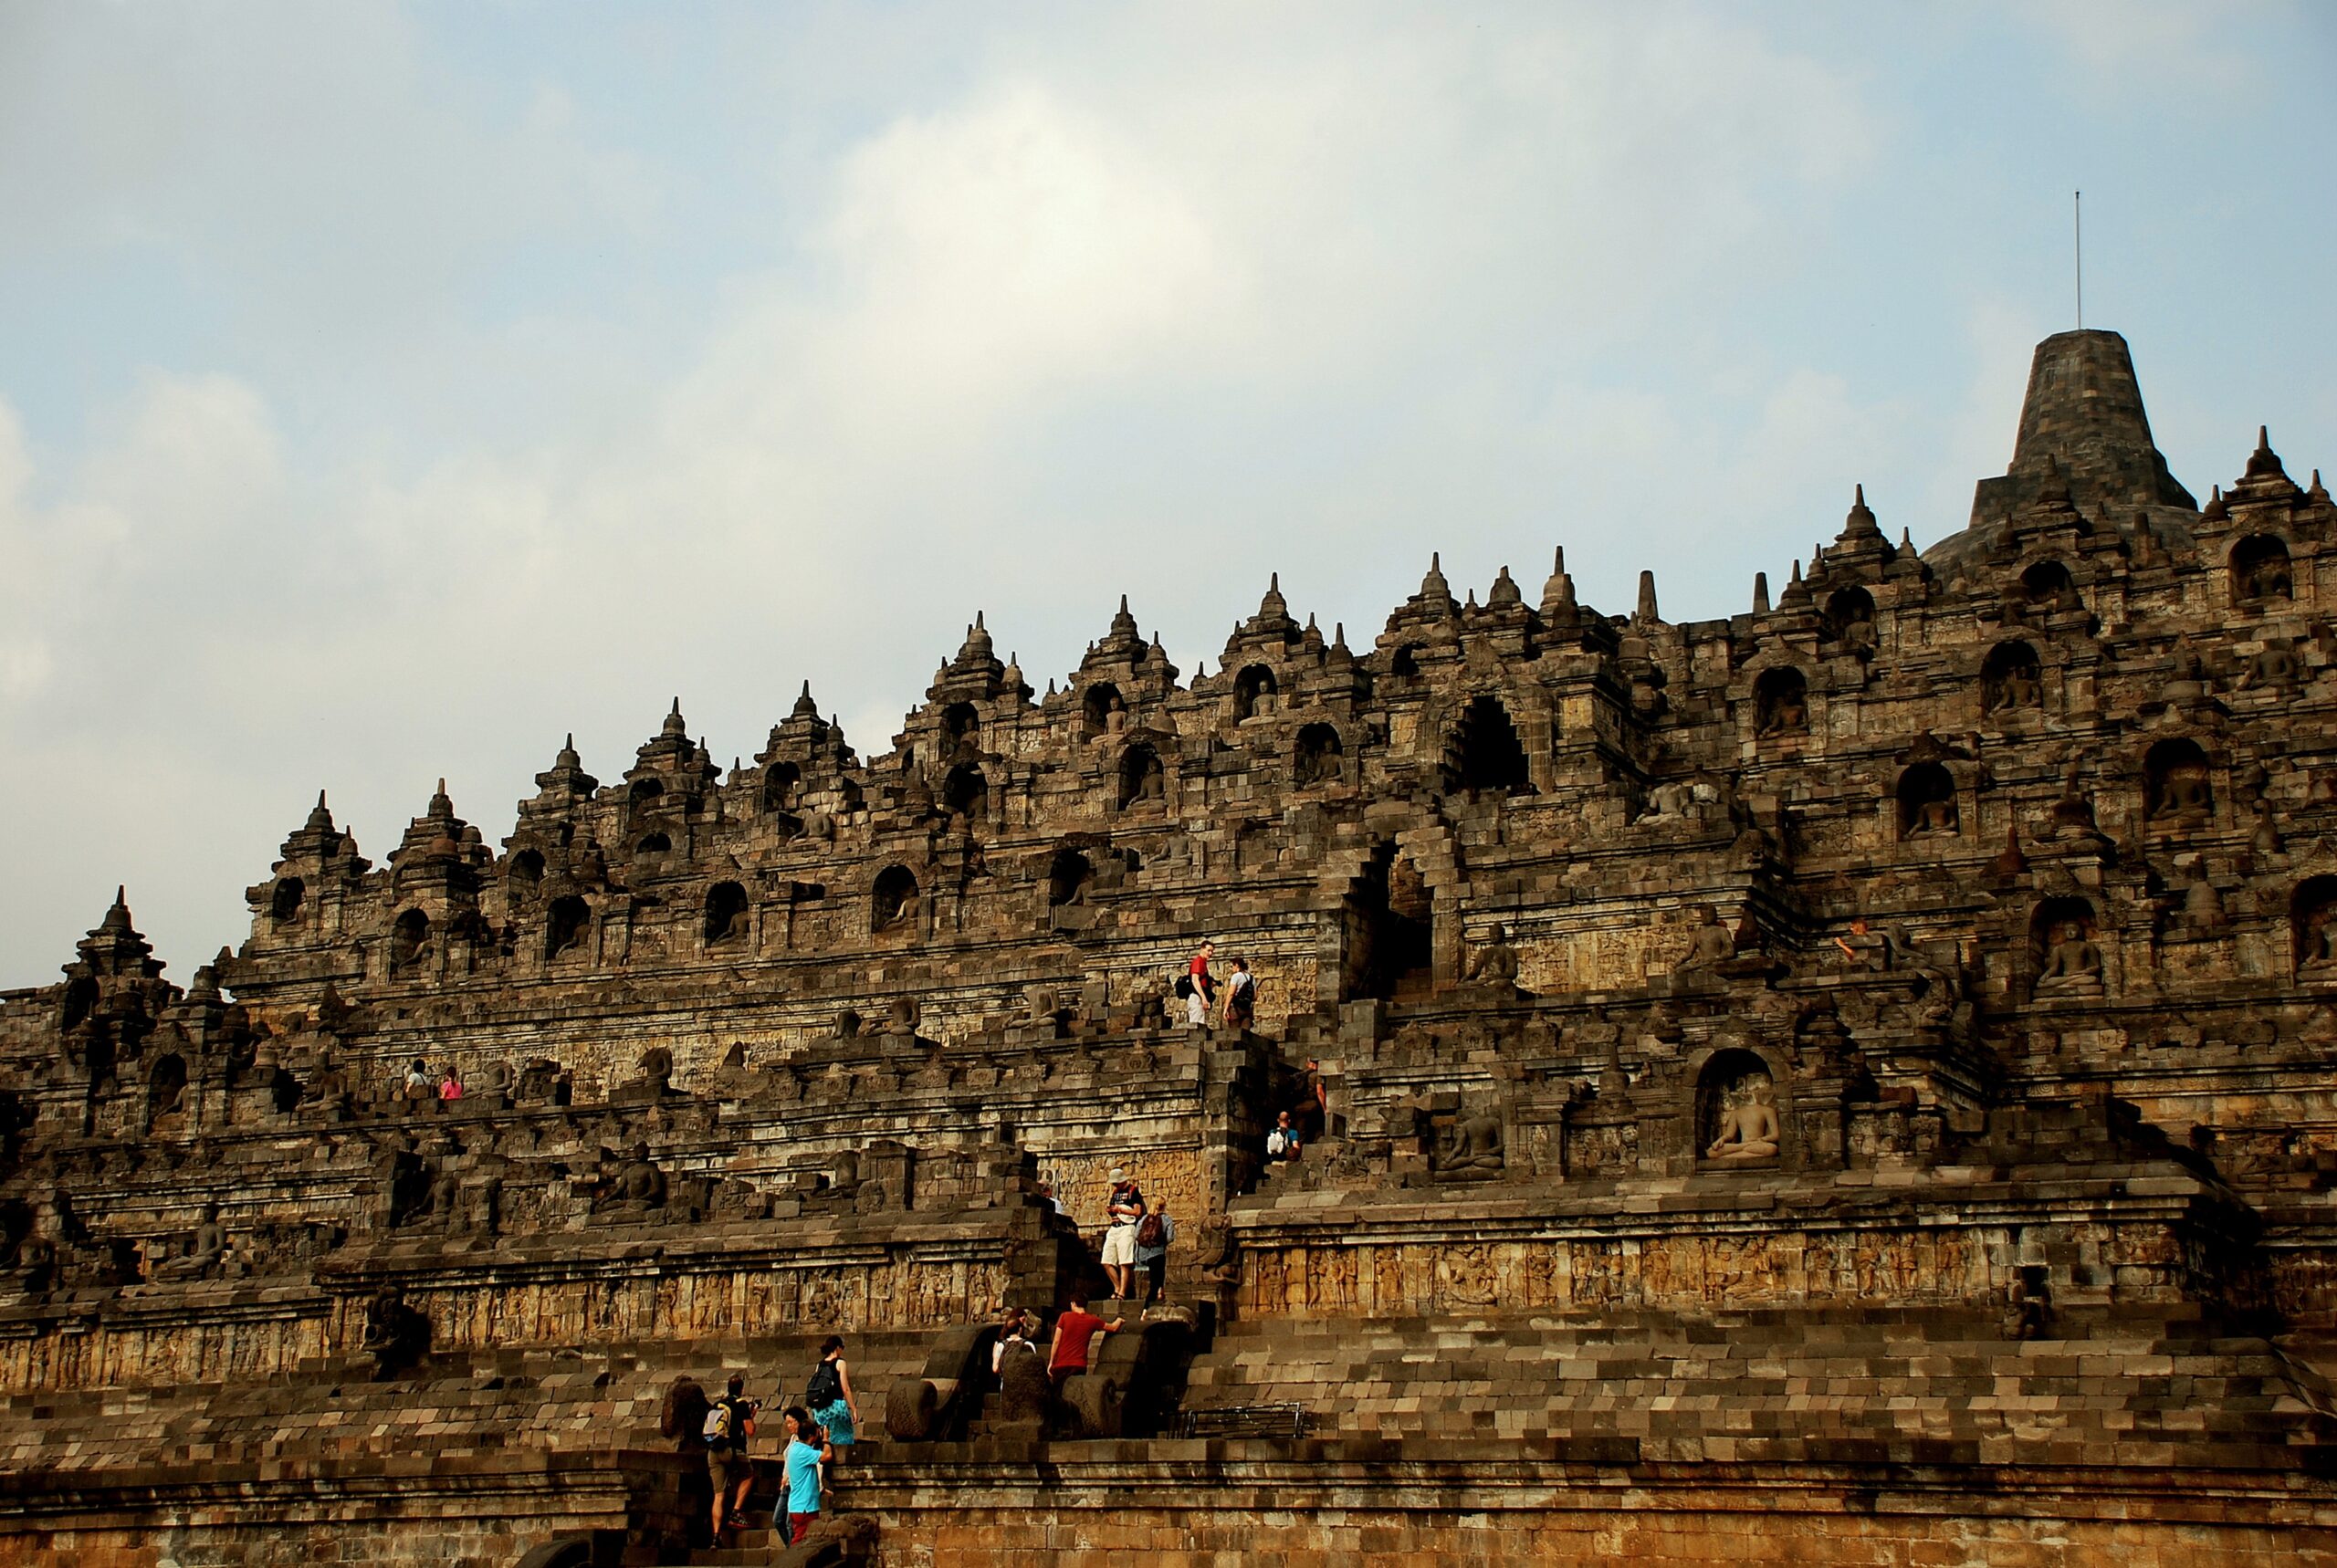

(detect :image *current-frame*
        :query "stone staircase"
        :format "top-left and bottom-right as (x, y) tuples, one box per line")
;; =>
(0, 1332), (935, 1474)
(1179, 1304), (2337, 1466)
(663, 1521), (865, 1567)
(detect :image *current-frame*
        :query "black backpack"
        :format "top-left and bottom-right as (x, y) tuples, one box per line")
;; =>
(807, 1358), (842, 1408)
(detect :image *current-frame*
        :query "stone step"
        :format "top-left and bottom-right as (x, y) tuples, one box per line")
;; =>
(1167, 1305), (2337, 1457)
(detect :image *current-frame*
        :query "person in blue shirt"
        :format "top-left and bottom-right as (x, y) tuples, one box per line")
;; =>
(775, 1406), (832, 1545)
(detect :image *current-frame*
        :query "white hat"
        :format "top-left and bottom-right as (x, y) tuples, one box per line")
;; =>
(1107, 1166), (1125, 1179)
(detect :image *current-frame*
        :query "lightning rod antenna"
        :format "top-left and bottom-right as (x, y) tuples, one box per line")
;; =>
(2073, 190), (2083, 329)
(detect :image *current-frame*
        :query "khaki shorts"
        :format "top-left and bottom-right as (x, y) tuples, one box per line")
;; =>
(708, 1448), (741, 1495)
(1102, 1222), (1139, 1266)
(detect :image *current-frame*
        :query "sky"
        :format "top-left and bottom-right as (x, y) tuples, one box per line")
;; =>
(0, 1), (2332, 987)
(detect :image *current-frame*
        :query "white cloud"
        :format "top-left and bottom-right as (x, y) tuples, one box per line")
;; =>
(2020, 0), (2269, 95)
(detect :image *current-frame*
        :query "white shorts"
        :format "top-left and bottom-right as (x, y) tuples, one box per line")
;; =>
(1102, 1222), (1139, 1266)
(1185, 991), (1210, 1026)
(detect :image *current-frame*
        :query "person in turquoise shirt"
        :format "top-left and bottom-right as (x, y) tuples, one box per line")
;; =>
(775, 1406), (831, 1545)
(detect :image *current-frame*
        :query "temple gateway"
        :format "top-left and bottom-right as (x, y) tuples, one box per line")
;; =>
(4, 329), (2335, 1565)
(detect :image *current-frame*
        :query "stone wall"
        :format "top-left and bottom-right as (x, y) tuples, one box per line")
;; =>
(844, 1445), (2337, 1568)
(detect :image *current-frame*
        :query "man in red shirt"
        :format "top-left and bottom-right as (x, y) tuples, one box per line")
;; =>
(1185, 940), (1215, 1027)
(1044, 1290), (1125, 1391)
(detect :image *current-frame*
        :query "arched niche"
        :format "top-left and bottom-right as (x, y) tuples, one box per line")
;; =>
(704, 882), (749, 945)
(1389, 644), (1422, 679)
(871, 865), (920, 933)
(1346, 841), (1433, 1000)
(1116, 743), (1166, 810)
(2232, 534), (2294, 604)
(60, 977), (97, 1032)
(1452, 694), (1530, 794)
(1294, 722), (1343, 786)
(942, 762), (988, 821)
(762, 762), (801, 813)
(628, 776), (665, 806)
(545, 895), (591, 959)
(1232, 664), (1277, 721)
(2143, 737), (2214, 827)
(146, 1052), (187, 1123)
(1082, 683), (1126, 741)
(2030, 895), (2105, 998)
(1753, 666), (1808, 737)
(1895, 762), (1958, 841)
(389, 909), (431, 978)
(1823, 587), (1876, 649)
(2292, 876), (2337, 977)
(1046, 848), (1093, 908)
(2020, 559), (2081, 612)
(634, 831), (672, 860)
(270, 876), (307, 925)
(268, 1063), (303, 1115)
(1696, 1047), (1780, 1165)
(1982, 640), (2043, 713)
(508, 850), (545, 895)
(941, 702), (980, 757)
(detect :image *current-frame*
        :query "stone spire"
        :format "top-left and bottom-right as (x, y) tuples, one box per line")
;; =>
(1487, 566), (1524, 610)
(2243, 425), (2288, 483)
(1779, 559), (1811, 608)
(395, 779), (469, 869)
(634, 696), (710, 784)
(1146, 630), (1179, 682)
(1226, 572), (1301, 659)
(1968, 329), (2195, 530)
(1753, 572), (1770, 614)
(74, 886), (162, 979)
(275, 788), (350, 864)
(1839, 484), (1882, 542)
(1090, 594), (1147, 664)
(935, 609), (1006, 699)
(534, 733), (597, 799)
(1420, 553), (1452, 607)
(1258, 572), (1292, 625)
(1538, 547), (1577, 623)
(792, 681), (820, 719)
(957, 612), (995, 665)
(2230, 424), (2302, 502)
(1994, 817), (2027, 877)
(1635, 570), (1660, 622)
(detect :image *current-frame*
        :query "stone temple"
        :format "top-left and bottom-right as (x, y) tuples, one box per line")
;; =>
(4, 329), (2336, 1566)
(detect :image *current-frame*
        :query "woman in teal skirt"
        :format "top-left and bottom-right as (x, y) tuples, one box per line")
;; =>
(806, 1334), (858, 1447)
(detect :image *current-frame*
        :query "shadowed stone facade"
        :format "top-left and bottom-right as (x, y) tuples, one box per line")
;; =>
(3, 328), (2336, 1564)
